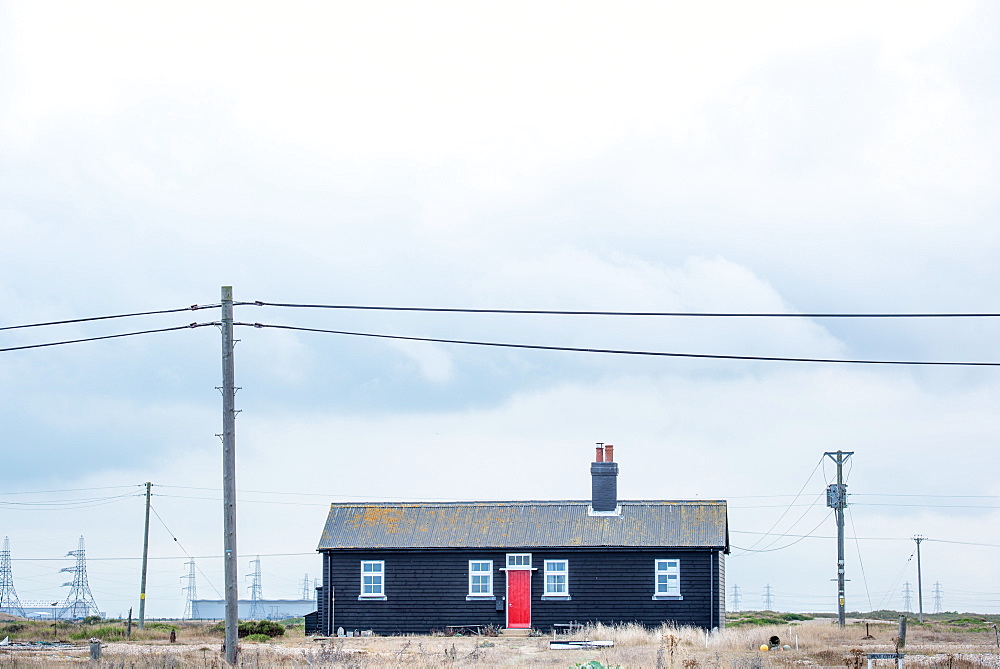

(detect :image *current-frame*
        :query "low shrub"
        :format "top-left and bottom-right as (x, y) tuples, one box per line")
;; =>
(727, 612), (814, 627)
(69, 625), (125, 641)
(244, 633), (272, 642)
(728, 617), (789, 627)
(238, 620), (285, 638)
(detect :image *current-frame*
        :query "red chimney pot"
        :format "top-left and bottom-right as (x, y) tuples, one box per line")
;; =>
(604, 444), (614, 462)
(595, 445), (604, 462)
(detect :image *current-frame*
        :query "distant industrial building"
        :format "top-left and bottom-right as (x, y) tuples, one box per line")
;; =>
(190, 599), (316, 620)
(2, 600), (105, 620)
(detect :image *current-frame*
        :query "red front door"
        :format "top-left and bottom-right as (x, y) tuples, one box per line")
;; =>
(506, 569), (531, 628)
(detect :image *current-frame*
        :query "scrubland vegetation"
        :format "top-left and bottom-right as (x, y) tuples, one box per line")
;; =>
(0, 613), (998, 666)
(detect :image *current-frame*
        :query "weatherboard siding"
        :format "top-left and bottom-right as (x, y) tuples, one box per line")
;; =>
(318, 547), (725, 635)
(715, 553), (726, 627)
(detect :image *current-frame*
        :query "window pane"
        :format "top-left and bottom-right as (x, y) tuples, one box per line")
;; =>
(654, 559), (680, 596)
(361, 562), (384, 596)
(469, 560), (492, 595)
(544, 560), (569, 595)
(547, 574), (567, 593)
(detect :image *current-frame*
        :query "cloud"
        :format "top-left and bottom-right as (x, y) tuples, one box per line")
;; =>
(387, 340), (454, 384)
(1, 0), (999, 618)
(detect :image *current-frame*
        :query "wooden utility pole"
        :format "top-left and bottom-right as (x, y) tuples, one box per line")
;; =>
(825, 450), (853, 628)
(913, 535), (925, 623)
(221, 286), (239, 664)
(138, 481), (152, 628)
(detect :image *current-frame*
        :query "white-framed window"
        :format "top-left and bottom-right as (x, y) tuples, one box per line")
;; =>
(507, 553), (532, 569)
(468, 560), (493, 597)
(653, 559), (681, 599)
(360, 560), (385, 599)
(543, 560), (569, 597)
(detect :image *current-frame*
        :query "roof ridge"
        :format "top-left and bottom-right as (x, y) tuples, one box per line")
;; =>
(326, 499), (727, 506)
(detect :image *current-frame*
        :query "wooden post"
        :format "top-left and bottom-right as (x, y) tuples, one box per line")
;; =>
(221, 286), (239, 665)
(139, 482), (152, 628)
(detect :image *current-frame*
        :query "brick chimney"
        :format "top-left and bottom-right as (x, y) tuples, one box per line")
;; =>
(590, 444), (618, 513)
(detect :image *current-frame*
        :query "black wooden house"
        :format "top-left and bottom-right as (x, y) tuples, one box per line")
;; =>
(309, 445), (728, 635)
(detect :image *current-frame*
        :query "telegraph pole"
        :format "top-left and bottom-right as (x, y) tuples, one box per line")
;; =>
(138, 481), (152, 628)
(221, 286), (239, 664)
(825, 450), (853, 627)
(913, 535), (925, 623)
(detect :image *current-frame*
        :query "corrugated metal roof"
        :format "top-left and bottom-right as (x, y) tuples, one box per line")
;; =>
(317, 500), (728, 551)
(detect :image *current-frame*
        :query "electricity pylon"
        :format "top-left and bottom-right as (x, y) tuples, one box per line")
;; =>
(763, 584), (774, 611)
(246, 556), (264, 620)
(59, 536), (100, 620)
(182, 560), (198, 620)
(0, 537), (27, 617)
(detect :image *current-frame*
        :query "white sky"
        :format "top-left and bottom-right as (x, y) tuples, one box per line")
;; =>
(1, 0), (999, 619)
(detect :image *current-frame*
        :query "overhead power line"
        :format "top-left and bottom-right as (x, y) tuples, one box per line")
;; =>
(148, 503), (223, 598)
(0, 323), (214, 353)
(853, 502), (1000, 508)
(239, 322), (1000, 367)
(0, 493), (138, 510)
(853, 493), (1000, 499)
(732, 457), (825, 556)
(243, 301), (1000, 318)
(154, 493), (330, 507)
(0, 305), (217, 332)
(731, 511), (833, 555)
(0, 486), (141, 496)
(156, 484), (457, 501)
(927, 538), (1000, 549)
(10, 551), (317, 562)
(732, 530), (903, 541)
(153, 484), (1000, 503)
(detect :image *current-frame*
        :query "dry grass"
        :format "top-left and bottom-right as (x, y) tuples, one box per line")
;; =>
(0, 618), (998, 667)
